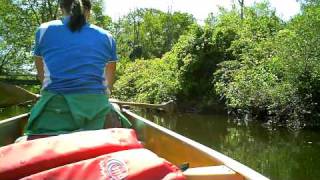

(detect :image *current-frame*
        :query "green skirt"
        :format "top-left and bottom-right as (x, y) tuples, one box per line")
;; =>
(24, 91), (131, 136)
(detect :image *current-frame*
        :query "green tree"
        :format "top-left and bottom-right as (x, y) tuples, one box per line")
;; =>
(0, 0), (112, 74)
(0, 0), (40, 74)
(90, 0), (113, 30)
(214, 2), (320, 128)
(113, 58), (179, 103)
(114, 8), (195, 60)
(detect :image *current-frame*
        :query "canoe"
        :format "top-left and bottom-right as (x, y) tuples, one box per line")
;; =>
(0, 107), (269, 180)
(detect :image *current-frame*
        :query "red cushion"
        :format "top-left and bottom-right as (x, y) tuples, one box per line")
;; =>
(21, 149), (186, 180)
(0, 129), (142, 180)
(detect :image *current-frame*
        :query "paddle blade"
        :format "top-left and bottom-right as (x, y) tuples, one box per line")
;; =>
(0, 82), (38, 107)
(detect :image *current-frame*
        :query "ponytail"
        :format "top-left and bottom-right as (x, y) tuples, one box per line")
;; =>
(69, 0), (85, 32)
(59, 0), (92, 32)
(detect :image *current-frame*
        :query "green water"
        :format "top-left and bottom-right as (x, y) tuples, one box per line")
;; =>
(140, 111), (320, 180)
(0, 106), (30, 120)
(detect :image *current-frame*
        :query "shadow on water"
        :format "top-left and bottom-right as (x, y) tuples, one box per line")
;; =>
(138, 110), (320, 180)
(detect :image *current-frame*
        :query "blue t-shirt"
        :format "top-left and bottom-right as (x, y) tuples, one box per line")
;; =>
(33, 17), (118, 94)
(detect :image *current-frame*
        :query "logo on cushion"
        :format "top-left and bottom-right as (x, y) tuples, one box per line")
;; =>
(100, 158), (128, 180)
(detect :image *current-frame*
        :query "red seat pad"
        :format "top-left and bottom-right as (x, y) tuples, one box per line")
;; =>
(0, 129), (142, 180)
(21, 149), (186, 180)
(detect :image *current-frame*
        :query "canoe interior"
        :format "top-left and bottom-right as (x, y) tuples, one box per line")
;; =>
(124, 111), (221, 167)
(0, 113), (27, 146)
(0, 109), (269, 180)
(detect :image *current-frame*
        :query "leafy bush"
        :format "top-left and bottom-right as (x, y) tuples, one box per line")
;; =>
(214, 3), (320, 128)
(113, 58), (178, 103)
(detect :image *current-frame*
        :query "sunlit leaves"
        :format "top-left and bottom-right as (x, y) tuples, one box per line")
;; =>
(113, 58), (178, 103)
(113, 9), (195, 60)
(214, 2), (320, 128)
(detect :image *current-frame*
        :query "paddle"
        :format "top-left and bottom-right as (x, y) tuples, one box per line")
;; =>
(109, 98), (175, 113)
(0, 82), (175, 112)
(0, 82), (40, 107)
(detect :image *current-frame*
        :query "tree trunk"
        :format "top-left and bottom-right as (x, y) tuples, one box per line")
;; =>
(238, 0), (244, 19)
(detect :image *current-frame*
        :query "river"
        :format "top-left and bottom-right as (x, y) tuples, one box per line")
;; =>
(0, 105), (30, 119)
(1, 107), (320, 180)
(139, 110), (320, 180)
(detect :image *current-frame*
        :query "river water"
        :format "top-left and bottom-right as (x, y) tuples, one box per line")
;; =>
(139, 111), (320, 180)
(1, 107), (320, 180)
(0, 106), (30, 119)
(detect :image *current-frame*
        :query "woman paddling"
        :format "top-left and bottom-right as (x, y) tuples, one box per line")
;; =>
(24, 0), (130, 137)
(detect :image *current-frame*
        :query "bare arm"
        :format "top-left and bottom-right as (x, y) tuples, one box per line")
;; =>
(35, 56), (44, 84)
(105, 62), (117, 93)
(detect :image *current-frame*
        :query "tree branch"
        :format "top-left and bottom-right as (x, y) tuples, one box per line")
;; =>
(0, 48), (13, 74)
(28, 0), (41, 25)
(238, 0), (244, 19)
(47, 0), (54, 20)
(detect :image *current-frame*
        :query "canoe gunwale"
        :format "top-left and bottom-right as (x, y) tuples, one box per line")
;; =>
(0, 113), (29, 125)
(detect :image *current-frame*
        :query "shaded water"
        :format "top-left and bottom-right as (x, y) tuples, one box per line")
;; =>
(0, 106), (30, 120)
(139, 111), (320, 180)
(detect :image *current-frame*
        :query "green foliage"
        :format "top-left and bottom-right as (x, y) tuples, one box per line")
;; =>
(164, 24), (236, 102)
(0, 0), (110, 75)
(113, 58), (178, 103)
(0, 0), (38, 74)
(112, 9), (195, 60)
(214, 2), (320, 128)
(90, 0), (113, 29)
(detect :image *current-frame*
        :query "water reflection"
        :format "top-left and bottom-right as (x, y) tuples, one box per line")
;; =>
(138, 110), (320, 180)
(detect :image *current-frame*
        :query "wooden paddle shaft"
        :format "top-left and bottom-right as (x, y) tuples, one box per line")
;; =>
(0, 82), (174, 111)
(109, 99), (175, 112)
